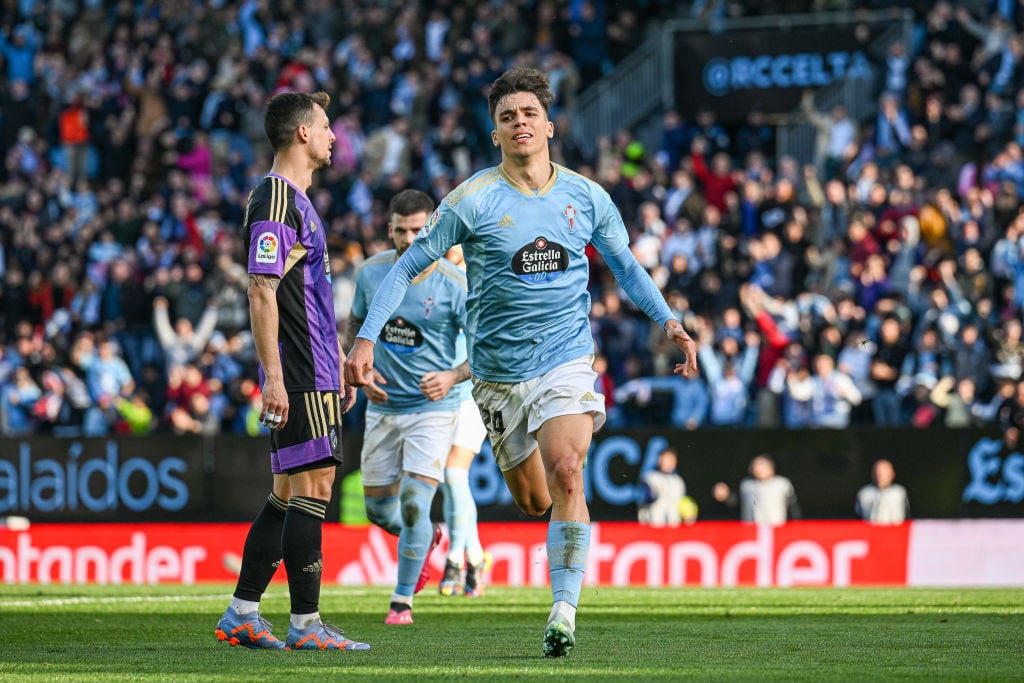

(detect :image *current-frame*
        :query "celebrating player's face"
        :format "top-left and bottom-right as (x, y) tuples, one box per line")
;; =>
(492, 92), (553, 159)
(389, 211), (429, 256)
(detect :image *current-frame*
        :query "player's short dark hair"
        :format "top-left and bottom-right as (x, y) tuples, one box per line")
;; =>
(388, 189), (435, 219)
(264, 91), (331, 152)
(487, 67), (554, 121)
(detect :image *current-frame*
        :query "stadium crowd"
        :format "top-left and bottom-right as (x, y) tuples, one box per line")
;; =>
(2, 0), (1024, 439)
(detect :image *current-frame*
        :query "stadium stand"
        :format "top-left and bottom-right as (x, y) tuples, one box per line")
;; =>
(1, 0), (1023, 439)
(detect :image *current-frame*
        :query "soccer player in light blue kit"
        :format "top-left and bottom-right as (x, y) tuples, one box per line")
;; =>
(345, 189), (469, 625)
(345, 67), (698, 657)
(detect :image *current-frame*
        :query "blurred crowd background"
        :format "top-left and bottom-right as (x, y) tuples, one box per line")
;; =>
(1, 0), (1023, 440)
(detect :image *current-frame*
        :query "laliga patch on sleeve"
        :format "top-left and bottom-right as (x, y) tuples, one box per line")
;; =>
(255, 232), (280, 263)
(418, 209), (440, 239)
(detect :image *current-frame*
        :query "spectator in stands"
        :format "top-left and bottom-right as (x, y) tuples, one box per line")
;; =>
(1, 366), (40, 435)
(153, 296), (219, 372)
(3, 0), (1024, 441)
(856, 459), (910, 525)
(696, 316), (758, 427)
(871, 316), (910, 426)
(787, 353), (863, 428)
(800, 91), (857, 180)
(84, 338), (135, 436)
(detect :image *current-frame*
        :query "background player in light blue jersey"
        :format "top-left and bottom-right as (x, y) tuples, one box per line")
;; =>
(345, 67), (698, 657)
(437, 245), (491, 599)
(344, 189), (469, 626)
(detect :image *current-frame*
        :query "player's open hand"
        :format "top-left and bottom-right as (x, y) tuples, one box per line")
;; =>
(665, 319), (698, 378)
(344, 338), (375, 387)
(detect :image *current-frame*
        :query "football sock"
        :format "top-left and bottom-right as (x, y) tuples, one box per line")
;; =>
(443, 467), (477, 564)
(290, 612), (320, 630)
(387, 593), (411, 610)
(283, 495), (327, 616)
(395, 477), (436, 598)
(548, 600), (577, 632)
(229, 598), (260, 616)
(233, 492), (287, 603)
(364, 494), (402, 536)
(547, 521), (590, 616)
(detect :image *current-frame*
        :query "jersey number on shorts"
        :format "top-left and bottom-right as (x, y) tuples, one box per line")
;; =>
(479, 408), (505, 436)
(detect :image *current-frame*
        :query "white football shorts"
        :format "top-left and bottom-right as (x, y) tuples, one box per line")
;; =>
(471, 355), (606, 472)
(360, 409), (456, 486)
(452, 397), (487, 452)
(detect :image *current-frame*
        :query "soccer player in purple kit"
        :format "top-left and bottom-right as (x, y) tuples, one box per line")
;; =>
(214, 91), (369, 652)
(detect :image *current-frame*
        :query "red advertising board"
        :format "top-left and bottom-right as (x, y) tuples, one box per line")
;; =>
(0, 521), (913, 587)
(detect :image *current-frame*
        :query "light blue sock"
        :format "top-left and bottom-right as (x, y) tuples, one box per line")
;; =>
(395, 477), (436, 598)
(364, 495), (402, 536)
(443, 468), (474, 564)
(462, 487), (484, 567)
(548, 521), (590, 608)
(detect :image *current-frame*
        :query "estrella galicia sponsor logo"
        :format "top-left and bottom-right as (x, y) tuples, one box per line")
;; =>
(380, 317), (423, 355)
(702, 50), (872, 97)
(963, 437), (1024, 505)
(512, 237), (568, 284)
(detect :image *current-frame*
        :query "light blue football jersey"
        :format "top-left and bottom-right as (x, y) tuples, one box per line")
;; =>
(357, 163), (674, 383)
(351, 251), (467, 414)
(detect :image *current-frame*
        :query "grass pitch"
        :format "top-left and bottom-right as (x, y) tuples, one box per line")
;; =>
(0, 585), (1022, 681)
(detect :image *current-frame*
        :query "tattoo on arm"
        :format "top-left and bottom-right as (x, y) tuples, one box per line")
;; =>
(451, 360), (470, 384)
(248, 274), (281, 292)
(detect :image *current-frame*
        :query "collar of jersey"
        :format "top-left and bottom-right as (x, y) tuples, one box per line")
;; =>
(499, 162), (557, 197)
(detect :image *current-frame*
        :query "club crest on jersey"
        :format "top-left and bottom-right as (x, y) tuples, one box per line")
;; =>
(512, 236), (569, 284)
(563, 204), (577, 233)
(310, 219), (317, 233)
(380, 317), (424, 355)
(419, 209), (440, 239)
(422, 296), (434, 318)
(255, 232), (279, 263)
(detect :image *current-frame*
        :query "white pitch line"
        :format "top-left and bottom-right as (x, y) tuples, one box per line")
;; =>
(0, 587), (370, 609)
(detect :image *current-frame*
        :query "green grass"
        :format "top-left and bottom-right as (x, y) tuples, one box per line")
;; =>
(1, 585), (1023, 681)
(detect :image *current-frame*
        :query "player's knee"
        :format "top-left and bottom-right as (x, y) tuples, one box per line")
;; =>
(516, 493), (552, 518)
(548, 456), (583, 492)
(399, 481), (433, 527)
(365, 503), (388, 528)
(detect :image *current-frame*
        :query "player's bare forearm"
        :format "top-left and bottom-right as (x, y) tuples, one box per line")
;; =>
(248, 273), (288, 428)
(342, 317), (364, 353)
(665, 319), (698, 377)
(248, 274), (283, 381)
(450, 360), (470, 384)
